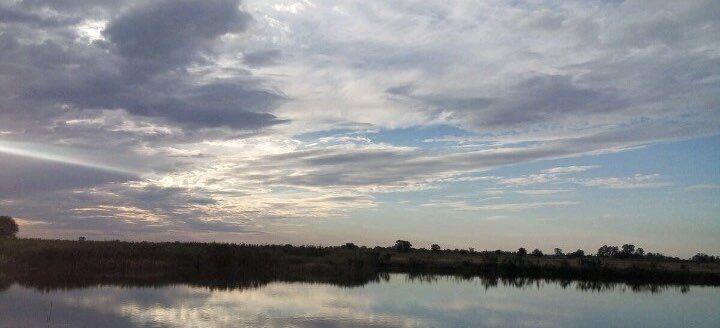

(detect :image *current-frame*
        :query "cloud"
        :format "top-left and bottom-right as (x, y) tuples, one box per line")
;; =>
(579, 174), (671, 189)
(498, 165), (598, 187)
(497, 166), (670, 191)
(0, 0), (286, 134)
(499, 174), (556, 187)
(254, 0), (719, 140)
(1, 0), (718, 242)
(402, 74), (627, 130)
(541, 166), (599, 174)
(515, 189), (571, 195)
(0, 152), (135, 198)
(0, 3), (80, 27)
(421, 200), (577, 212)
(0, 2), (290, 238)
(72, 205), (167, 223)
(243, 49), (282, 67)
(106, 0), (249, 60)
(685, 184), (720, 191)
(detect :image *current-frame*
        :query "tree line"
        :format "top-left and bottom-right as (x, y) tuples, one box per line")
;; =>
(392, 239), (718, 263)
(1, 215), (717, 263)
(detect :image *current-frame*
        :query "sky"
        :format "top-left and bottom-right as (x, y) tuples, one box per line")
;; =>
(0, 0), (718, 257)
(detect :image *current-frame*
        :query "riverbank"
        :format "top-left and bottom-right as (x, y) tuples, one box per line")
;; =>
(1, 238), (718, 290)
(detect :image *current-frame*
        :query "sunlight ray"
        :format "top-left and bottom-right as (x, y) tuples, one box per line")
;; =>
(0, 141), (138, 176)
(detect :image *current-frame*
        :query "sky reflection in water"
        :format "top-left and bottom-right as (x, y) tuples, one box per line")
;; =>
(1, 274), (719, 328)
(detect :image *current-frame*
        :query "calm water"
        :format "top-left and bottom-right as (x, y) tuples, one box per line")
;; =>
(1, 274), (718, 328)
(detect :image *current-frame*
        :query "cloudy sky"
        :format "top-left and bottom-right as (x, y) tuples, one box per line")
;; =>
(1, 0), (718, 256)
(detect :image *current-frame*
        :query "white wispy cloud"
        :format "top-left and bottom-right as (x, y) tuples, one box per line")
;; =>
(498, 174), (551, 186)
(499, 165), (599, 186)
(421, 200), (577, 211)
(685, 184), (720, 191)
(541, 166), (599, 174)
(515, 189), (571, 195)
(578, 174), (671, 189)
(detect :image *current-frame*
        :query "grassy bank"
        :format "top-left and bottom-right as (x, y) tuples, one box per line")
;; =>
(1, 238), (719, 290)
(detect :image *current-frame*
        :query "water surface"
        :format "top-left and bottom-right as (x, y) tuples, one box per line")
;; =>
(1, 274), (718, 327)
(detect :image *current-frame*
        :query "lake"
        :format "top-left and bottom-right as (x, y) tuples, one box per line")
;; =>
(1, 274), (718, 327)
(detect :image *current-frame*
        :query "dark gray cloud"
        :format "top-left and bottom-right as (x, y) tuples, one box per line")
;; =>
(105, 0), (250, 73)
(0, 4), (80, 27)
(388, 74), (628, 129)
(0, 0), (286, 133)
(17, 0), (126, 12)
(242, 49), (282, 67)
(473, 75), (627, 127)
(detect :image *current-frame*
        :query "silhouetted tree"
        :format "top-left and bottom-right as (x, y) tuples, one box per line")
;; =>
(395, 240), (412, 252)
(79, 236), (87, 242)
(531, 249), (543, 257)
(468, 247), (475, 253)
(597, 245), (618, 257)
(554, 248), (563, 256)
(0, 216), (18, 239)
(344, 243), (358, 249)
(620, 244), (636, 257)
(517, 248), (527, 256)
(692, 253), (720, 263)
(567, 249), (585, 258)
(431, 244), (441, 252)
(636, 248), (644, 257)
